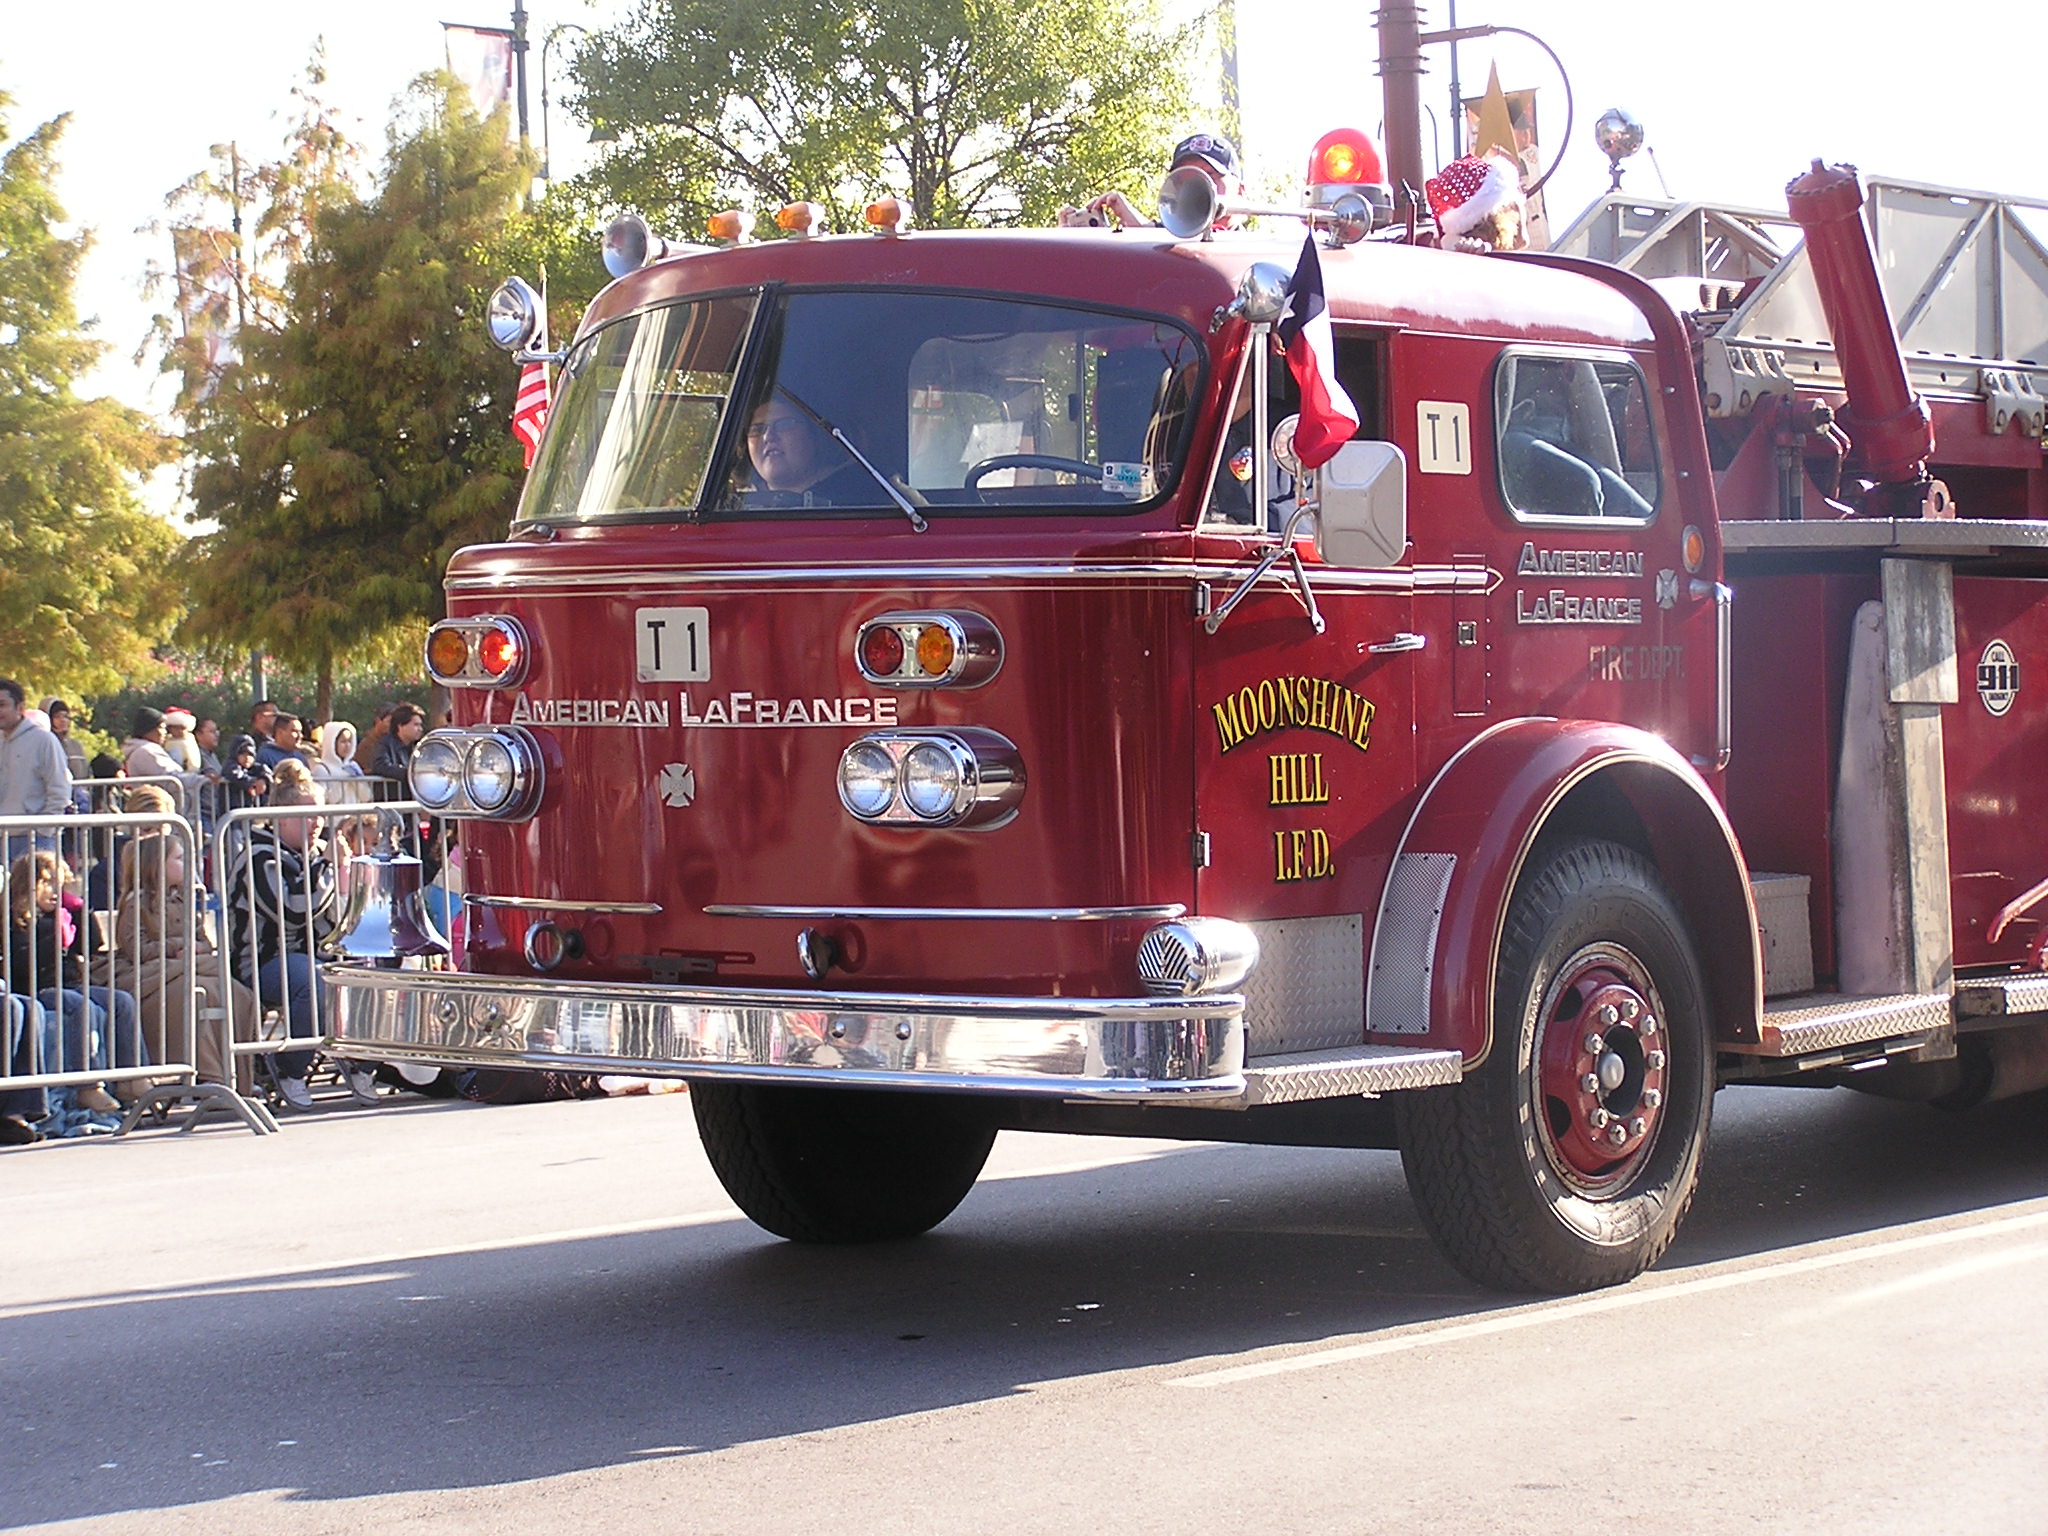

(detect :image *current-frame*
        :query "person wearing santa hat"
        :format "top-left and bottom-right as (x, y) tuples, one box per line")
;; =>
(1425, 151), (1527, 253)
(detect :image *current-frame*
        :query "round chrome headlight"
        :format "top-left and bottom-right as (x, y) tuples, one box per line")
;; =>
(899, 741), (964, 821)
(410, 737), (463, 809)
(465, 736), (518, 812)
(837, 740), (898, 818)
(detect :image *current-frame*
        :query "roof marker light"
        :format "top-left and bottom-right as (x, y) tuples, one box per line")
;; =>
(864, 197), (910, 235)
(707, 209), (752, 245)
(776, 202), (825, 237)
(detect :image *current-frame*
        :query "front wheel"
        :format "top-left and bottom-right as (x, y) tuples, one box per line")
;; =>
(1398, 838), (1715, 1292)
(691, 1082), (997, 1243)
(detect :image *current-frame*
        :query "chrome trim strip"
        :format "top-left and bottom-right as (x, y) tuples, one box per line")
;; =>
(702, 902), (1186, 921)
(448, 561), (1485, 595)
(466, 895), (665, 914)
(324, 966), (1244, 1100)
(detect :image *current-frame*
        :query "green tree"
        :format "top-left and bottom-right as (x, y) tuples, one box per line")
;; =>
(572, 0), (1201, 231)
(178, 75), (532, 721)
(0, 92), (180, 699)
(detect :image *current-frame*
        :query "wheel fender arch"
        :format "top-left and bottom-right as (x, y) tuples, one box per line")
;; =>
(1366, 718), (1760, 1067)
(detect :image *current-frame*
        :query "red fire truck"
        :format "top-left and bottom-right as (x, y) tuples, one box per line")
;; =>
(325, 13), (2048, 1293)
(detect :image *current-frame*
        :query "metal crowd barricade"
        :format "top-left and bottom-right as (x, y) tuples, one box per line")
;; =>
(211, 797), (451, 1104)
(0, 809), (270, 1138)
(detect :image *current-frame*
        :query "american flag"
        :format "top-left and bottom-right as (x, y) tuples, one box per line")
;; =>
(512, 362), (551, 468)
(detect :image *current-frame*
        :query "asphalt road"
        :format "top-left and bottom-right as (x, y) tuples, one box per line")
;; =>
(3, 1079), (2045, 1534)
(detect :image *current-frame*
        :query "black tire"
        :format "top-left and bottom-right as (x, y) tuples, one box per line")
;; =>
(1397, 838), (1715, 1293)
(691, 1081), (997, 1243)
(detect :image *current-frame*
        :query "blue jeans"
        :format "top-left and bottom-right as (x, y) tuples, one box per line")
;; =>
(38, 987), (146, 1078)
(254, 952), (320, 1080)
(2, 994), (50, 1121)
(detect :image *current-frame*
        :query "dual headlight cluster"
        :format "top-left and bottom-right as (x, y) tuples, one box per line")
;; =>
(410, 727), (545, 820)
(836, 728), (1025, 830)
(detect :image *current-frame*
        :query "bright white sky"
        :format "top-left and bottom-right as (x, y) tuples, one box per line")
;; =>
(3, 0), (2041, 475)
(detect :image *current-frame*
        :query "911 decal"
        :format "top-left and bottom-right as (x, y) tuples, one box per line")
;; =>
(1978, 639), (2019, 716)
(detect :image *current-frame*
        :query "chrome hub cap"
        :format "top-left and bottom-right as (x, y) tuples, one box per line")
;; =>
(1531, 944), (1668, 1195)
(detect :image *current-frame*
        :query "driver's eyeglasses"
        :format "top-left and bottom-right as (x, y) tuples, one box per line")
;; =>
(746, 417), (804, 442)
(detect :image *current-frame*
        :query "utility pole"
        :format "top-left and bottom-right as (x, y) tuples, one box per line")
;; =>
(1447, 1), (1463, 158)
(511, 3), (532, 146)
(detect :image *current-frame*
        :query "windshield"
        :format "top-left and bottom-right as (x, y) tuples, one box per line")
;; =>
(521, 287), (1203, 523)
(519, 293), (756, 523)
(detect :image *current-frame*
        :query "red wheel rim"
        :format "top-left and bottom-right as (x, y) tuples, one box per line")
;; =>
(1529, 943), (1669, 1195)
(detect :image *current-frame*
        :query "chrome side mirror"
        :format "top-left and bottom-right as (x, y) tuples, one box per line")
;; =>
(1314, 440), (1409, 569)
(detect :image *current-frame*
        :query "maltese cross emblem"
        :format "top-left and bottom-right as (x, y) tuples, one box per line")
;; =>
(659, 762), (698, 808)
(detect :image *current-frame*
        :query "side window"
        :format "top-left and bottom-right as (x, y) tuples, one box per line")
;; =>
(1495, 354), (1659, 521)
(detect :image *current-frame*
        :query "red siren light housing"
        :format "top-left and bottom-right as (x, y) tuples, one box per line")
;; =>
(1308, 128), (1385, 188)
(1307, 127), (1394, 232)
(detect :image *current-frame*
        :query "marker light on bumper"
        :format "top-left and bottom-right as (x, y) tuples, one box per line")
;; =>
(1136, 918), (1261, 997)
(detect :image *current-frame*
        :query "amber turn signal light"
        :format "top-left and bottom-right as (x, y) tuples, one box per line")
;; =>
(427, 627), (471, 679)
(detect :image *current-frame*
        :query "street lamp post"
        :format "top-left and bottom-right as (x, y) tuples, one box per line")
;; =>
(540, 22), (590, 183)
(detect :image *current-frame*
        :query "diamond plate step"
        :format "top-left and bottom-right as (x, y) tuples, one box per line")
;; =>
(1724, 990), (1952, 1057)
(1226, 1044), (1464, 1107)
(1954, 973), (2048, 1021)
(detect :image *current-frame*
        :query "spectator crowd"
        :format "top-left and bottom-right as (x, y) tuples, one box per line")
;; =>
(0, 679), (435, 1143)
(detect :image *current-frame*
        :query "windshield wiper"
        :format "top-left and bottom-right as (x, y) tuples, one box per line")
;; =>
(776, 386), (928, 533)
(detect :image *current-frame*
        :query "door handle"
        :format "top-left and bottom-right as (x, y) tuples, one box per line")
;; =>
(1367, 632), (1427, 654)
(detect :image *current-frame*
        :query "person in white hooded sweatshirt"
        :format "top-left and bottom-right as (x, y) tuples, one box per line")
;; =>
(311, 721), (371, 807)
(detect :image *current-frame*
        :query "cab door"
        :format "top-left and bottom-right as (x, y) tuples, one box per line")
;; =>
(1190, 330), (1417, 1055)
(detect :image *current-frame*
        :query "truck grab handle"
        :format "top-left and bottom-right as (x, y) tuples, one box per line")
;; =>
(1691, 579), (1732, 771)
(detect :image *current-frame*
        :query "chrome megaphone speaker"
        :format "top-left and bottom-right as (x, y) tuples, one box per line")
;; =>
(339, 831), (450, 967)
(602, 212), (697, 278)
(1157, 164), (1224, 240)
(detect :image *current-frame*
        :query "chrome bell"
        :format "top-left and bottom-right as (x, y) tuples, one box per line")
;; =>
(339, 840), (450, 966)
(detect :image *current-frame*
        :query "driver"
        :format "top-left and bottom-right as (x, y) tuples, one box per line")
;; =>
(741, 397), (876, 507)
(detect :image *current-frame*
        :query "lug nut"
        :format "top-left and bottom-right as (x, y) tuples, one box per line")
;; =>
(1642, 1088), (1662, 1109)
(1630, 1117), (1647, 1137)
(1598, 1003), (1620, 1027)
(1621, 998), (1640, 1020)
(1581, 1072), (1601, 1094)
(1640, 1015), (1657, 1037)
(1607, 1122), (1630, 1146)
(1645, 1049), (1666, 1071)
(1584, 1032), (1605, 1055)
(1589, 1107), (1610, 1129)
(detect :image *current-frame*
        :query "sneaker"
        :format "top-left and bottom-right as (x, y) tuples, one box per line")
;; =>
(277, 1077), (316, 1113)
(0, 1115), (40, 1146)
(341, 1064), (381, 1106)
(74, 1085), (120, 1115)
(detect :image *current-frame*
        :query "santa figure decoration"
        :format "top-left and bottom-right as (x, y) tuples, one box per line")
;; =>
(1424, 152), (1527, 253)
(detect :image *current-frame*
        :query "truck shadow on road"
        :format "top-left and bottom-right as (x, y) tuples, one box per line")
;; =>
(4, 1085), (2044, 1523)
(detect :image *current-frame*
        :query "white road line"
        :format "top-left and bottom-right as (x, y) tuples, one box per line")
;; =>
(0, 1272), (414, 1321)
(0, 1147), (1178, 1321)
(1170, 1205), (2048, 1387)
(0, 1212), (738, 1320)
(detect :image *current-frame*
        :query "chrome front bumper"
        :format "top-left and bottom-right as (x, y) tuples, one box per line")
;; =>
(323, 965), (1245, 1100)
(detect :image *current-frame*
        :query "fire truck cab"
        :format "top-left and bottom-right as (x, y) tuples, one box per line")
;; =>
(326, 119), (2048, 1294)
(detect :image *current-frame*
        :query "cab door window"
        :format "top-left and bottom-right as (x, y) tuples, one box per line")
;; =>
(1494, 353), (1659, 521)
(1202, 330), (1387, 531)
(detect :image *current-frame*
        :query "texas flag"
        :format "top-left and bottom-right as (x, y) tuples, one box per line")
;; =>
(512, 361), (551, 468)
(1275, 234), (1359, 470)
